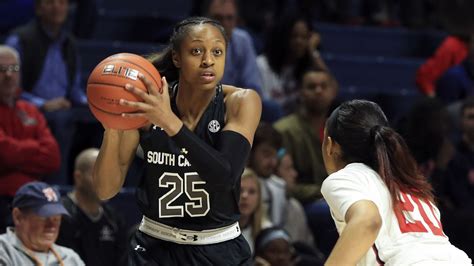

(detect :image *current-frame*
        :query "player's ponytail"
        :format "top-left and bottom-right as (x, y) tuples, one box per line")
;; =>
(326, 100), (434, 205)
(371, 125), (434, 204)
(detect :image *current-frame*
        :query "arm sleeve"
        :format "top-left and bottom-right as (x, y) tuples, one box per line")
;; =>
(321, 172), (378, 221)
(0, 108), (60, 175)
(171, 126), (250, 187)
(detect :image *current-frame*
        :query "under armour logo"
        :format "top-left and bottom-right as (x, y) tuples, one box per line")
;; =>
(180, 233), (198, 241)
(134, 245), (146, 252)
(208, 120), (220, 133)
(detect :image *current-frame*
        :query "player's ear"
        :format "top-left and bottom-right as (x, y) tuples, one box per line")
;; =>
(326, 136), (341, 158)
(172, 50), (180, 68)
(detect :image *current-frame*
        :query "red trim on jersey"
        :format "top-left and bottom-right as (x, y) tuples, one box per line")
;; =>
(372, 245), (385, 265)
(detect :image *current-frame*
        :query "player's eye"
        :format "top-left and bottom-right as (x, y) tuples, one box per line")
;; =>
(213, 49), (223, 56)
(191, 48), (202, 55)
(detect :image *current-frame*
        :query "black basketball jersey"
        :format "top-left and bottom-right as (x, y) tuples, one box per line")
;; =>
(137, 83), (241, 231)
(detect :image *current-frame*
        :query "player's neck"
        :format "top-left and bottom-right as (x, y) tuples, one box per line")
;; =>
(175, 83), (216, 130)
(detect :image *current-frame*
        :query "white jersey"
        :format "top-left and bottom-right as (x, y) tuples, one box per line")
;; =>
(321, 163), (471, 266)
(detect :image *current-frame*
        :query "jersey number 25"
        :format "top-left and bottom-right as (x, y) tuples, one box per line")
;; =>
(158, 172), (210, 218)
(394, 192), (444, 236)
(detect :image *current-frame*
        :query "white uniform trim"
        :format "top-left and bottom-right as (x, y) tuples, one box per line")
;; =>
(138, 216), (241, 245)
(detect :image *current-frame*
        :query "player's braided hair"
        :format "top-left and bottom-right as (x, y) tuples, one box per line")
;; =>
(150, 17), (227, 82)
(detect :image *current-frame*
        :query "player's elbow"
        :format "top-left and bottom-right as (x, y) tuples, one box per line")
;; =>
(364, 213), (382, 234)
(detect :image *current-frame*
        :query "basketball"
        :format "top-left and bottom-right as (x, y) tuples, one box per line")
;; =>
(87, 53), (162, 130)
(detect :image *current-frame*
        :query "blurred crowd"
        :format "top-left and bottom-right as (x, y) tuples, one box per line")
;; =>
(1, 0), (474, 265)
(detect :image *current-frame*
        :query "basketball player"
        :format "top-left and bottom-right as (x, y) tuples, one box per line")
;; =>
(321, 100), (471, 265)
(93, 17), (261, 265)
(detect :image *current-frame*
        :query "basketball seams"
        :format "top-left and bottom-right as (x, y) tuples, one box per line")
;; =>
(88, 100), (123, 115)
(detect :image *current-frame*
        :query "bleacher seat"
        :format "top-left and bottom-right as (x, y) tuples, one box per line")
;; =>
(91, 0), (193, 42)
(336, 88), (423, 125)
(317, 23), (445, 58)
(77, 39), (165, 83)
(97, 0), (193, 19)
(323, 53), (423, 91)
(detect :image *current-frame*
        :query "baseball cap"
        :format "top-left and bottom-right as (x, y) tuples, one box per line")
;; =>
(12, 182), (69, 217)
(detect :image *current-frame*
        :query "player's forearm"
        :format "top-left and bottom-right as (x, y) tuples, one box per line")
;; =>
(325, 201), (382, 265)
(171, 126), (250, 185)
(93, 129), (136, 199)
(325, 219), (380, 265)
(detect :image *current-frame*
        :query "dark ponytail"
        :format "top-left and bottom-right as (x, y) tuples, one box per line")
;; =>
(327, 100), (434, 205)
(148, 17), (227, 83)
(371, 126), (434, 205)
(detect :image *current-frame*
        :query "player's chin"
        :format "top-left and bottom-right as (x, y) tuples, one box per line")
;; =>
(198, 80), (219, 90)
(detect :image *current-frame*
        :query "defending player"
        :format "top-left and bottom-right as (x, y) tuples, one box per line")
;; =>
(321, 99), (471, 265)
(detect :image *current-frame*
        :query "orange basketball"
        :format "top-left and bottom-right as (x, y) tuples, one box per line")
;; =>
(87, 53), (162, 130)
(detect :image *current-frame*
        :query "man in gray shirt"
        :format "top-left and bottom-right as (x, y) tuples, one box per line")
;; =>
(0, 181), (84, 265)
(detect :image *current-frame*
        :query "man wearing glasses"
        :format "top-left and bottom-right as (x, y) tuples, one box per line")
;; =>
(0, 45), (60, 234)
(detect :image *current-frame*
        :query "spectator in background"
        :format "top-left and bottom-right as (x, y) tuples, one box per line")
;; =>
(441, 97), (474, 259)
(445, 97), (474, 209)
(273, 67), (338, 257)
(203, 0), (285, 123)
(254, 227), (324, 266)
(274, 67), (337, 204)
(5, 0), (92, 184)
(239, 168), (272, 254)
(248, 122), (325, 256)
(275, 149), (319, 251)
(397, 97), (474, 260)
(56, 148), (128, 266)
(0, 45), (60, 234)
(202, 0), (263, 95)
(248, 122), (287, 227)
(436, 35), (474, 104)
(396, 97), (454, 196)
(415, 34), (470, 97)
(254, 227), (294, 266)
(257, 14), (327, 114)
(0, 181), (84, 265)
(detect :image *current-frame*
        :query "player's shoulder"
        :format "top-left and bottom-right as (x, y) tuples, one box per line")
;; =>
(324, 163), (376, 186)
(222, 85), (260, 105)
